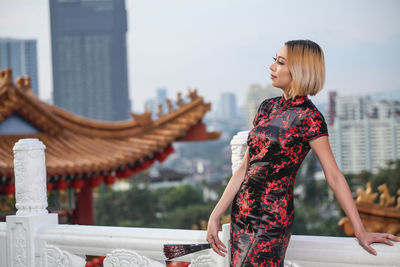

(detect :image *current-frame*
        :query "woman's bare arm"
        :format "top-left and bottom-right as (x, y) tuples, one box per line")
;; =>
(309, 136), (400, 255)
(210, 146), (250, 221)
(206, 147), (250, 256)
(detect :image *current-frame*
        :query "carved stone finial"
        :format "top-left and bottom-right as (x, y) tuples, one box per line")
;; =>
(356, 182), (378, 204)
(13, 138), (48, 216)
(177, 92), (184, 106)
(378, 184), (395, 207)
(157, 103), (163, 118)
(130, 111), (153, 126)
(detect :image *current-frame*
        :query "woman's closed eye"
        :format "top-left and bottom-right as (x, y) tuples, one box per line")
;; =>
(272, 57), (284, 65)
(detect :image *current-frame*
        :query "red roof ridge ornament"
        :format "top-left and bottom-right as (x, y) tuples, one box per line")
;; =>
(166, 98), (173, 113)
(0, 69), (13, 89)
(187, 87), (199, 101)
(157, 103), (164, 118)
(16, 76), (32, 93)
(176, 92), (184, 107)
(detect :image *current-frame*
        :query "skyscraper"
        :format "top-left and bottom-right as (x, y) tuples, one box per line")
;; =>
(49, 0), (130, 121)
(0, 38), (39, 96)
(219, 92), (237, 119)
(157, 88), (168, 112)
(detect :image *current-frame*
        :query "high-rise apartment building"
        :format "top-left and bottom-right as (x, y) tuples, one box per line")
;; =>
(329, 94), (400, 174)
(219, 92), (237, 119)
(49, 0), (130, 121)
(246, 84), (281, 128)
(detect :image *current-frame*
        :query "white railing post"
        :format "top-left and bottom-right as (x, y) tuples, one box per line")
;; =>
(230, 130), (250, 174)
(6, 138), (58, 267)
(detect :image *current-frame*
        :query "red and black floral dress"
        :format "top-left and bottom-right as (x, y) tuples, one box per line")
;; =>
(230, 94), (329, 267)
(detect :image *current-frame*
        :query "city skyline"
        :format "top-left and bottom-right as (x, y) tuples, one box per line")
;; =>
(0, 0), (399, 113)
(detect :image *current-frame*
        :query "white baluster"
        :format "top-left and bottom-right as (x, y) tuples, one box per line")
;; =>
(230, 131), (249, 174)
(6, 138), (58, 267)
(13, 138), (48, 216)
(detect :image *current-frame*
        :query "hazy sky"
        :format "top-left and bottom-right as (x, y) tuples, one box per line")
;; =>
(0, 0), (399, 111)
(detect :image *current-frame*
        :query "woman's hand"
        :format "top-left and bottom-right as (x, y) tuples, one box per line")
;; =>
(356, 230), (400, 256)
(206, 214), (227, 257)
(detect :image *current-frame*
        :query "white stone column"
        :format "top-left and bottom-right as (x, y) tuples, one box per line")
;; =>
(230, 130), (249, 174)
(6, 138), (58, 267)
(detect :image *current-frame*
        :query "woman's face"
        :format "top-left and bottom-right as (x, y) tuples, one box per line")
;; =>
(269, 45), (292, 91)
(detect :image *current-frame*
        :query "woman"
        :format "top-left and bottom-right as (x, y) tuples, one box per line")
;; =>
(206, 39), (400, 266)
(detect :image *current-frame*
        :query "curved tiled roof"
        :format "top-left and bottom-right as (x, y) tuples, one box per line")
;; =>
(0, 69), (221, 179)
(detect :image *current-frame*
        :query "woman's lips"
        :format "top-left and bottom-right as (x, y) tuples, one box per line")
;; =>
(270, 74), (277, 79)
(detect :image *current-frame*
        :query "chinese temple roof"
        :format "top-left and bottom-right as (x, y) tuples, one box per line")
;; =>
(0, 69), (221, 180)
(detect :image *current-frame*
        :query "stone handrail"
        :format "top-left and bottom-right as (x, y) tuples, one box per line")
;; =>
(1, 136), (399, 266)
(36, 223), (229, 266)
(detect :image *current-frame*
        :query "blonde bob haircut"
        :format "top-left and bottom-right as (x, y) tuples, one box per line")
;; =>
(284, 40), (325, 99)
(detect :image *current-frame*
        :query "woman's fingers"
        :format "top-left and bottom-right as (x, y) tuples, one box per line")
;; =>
(357, 232), (400, 257)
(386, 233), (400, 242)
(211, 234), (227, 254)
(211, 243), (225, 257)
(215, 242), (227, 253)
(379, 235), (395, 246)
(206, 234), (213, 244)
(208, 234), (227, 256)
(214, 234), (227, 249)
(374, 236), (393, 246)
(363, 233), (398, 256)
(365, 243), (377, 256)
(206, 219), (227, 257)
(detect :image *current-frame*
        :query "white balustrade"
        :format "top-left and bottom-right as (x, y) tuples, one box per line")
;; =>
(0, 137), (399, 267)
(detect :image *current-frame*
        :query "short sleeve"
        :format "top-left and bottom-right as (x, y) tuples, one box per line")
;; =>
(252, 98), (274, 127)
(301, 111), (329, 143)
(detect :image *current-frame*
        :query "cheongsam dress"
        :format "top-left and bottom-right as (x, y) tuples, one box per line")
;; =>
(230, 93), (329, 267)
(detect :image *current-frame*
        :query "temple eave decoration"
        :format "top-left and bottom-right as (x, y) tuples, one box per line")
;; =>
(338, 182), (400, 237)
(0, 68), (221, 194)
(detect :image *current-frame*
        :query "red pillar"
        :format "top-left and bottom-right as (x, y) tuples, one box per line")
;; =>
(71, 178), (93, 225)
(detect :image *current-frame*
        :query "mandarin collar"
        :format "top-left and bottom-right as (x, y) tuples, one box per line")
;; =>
(278, 93), (309, 110)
